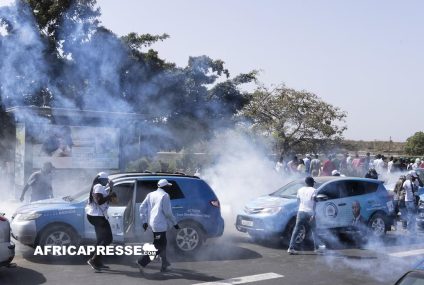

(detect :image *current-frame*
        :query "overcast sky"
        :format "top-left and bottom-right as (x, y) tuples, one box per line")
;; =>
(2, 0), (423, 142)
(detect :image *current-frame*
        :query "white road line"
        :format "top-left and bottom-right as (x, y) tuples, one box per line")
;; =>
(192, 272), (284, 285)
(389, 249), (424, 257)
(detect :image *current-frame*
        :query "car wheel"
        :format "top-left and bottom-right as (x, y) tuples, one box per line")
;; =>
(38, 225), (78, 247)
(368, 213), (387, 237)
(173, 222), (204, 253)
(283, 219), (306, 245)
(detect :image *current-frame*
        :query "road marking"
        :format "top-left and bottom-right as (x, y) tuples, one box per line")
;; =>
(389, 249), (424, 257)
(192, 272), (284, 285)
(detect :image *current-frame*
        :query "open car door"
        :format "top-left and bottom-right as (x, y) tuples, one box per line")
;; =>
(107, 180), (136, 243)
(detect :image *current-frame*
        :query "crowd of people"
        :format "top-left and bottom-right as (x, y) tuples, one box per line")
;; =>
(275, 153), (424, 179)
(277, 152), (424, 240)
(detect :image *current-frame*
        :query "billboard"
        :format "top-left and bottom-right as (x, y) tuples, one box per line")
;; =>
(32, 125), (120, 169)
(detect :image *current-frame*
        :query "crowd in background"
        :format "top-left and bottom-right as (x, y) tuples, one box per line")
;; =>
(275, 153), (424, 179)
(275, 152), (424, 234)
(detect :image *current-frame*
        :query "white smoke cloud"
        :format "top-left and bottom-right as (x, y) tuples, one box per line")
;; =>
(202, 129), (291, 235)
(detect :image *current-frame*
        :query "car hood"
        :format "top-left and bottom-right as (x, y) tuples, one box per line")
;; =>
(245, 195), (295, 210)
(15, 197), (81, 214)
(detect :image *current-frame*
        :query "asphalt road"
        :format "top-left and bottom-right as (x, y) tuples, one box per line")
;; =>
(0, 227), (422, 285)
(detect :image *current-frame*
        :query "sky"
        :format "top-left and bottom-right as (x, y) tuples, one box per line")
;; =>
(1, 0), (423, 142)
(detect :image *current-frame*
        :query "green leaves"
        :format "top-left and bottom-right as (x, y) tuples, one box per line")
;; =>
(241, 85), (347, 154)
(405, 132), (424, 156)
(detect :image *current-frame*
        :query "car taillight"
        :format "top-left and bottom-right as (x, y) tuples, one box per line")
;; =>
(210, 200), (220, 208)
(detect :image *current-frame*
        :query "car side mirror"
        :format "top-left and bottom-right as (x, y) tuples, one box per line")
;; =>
(315, 194), (328, 202)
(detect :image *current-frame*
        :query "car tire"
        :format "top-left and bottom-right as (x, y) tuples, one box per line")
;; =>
(283, 219), (307, 246)
(172, 222), (204, 254)
(38, 225), (79, 247)
(368, 213), (387, 237)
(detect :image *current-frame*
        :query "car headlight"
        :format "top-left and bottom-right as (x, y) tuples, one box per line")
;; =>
(15, 212), (42, 221)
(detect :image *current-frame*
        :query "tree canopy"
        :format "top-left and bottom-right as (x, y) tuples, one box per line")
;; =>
(0, 0), (256, 153)
(240, 85), (347, 155)
(405, 132), (424, 156)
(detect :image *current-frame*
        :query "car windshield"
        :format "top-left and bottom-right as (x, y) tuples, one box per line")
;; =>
(269, 180), (322, 198)
(62, 188), (90, 203)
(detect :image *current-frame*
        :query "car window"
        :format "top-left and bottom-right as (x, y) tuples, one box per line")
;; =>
(111, 182), (134, 207)
(343, 181), (365, 197)
(363, 181), (379, 194)
(270, 181), (323, 198)
(136, 180), (185, 203)
(319, 181), (342, 200)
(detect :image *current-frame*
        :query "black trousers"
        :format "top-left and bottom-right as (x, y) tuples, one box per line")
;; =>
(138, 231), (168, 268)
(87, 215), (113, 264)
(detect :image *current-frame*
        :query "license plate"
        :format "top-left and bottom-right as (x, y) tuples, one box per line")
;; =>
(241, 220), (253, 227)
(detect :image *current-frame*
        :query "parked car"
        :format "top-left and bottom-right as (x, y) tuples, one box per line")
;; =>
(393, 258), (424, 284)
(0, 212), (15, 267)
(236, 177), (394, 245)
(11, 172), (224, 253)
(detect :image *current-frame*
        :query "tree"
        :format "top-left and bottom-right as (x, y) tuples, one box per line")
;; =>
(241, 85), (347, 155)
(405, 132), (424, 156)
(0, 0), (257, 155)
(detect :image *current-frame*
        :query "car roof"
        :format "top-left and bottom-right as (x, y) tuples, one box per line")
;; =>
(301, 176), (384, 184)
(109, 172), (201, 180)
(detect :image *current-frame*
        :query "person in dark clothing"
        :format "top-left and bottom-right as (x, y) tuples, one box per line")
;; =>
(85, 172), (117, 271)
(365, 168), (379, 179)
(20, 162), (55, 202)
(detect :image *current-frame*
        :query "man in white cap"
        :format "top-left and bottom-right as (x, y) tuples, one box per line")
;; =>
(137, 179), (180, 273)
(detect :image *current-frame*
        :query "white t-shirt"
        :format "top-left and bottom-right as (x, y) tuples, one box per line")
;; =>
(297, 186), (317, 214)
(86, 184), (110, 217)
(387, 161), (394, 173)
(403, 180), (415, 202)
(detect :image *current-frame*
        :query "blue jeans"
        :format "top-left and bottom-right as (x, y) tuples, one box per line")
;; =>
(406, 201), (417, 232)
(288, 211), (323, 250)
(399, 206), (408, 229)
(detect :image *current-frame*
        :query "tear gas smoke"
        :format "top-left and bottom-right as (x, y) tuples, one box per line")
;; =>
(202, 130), (293, 235)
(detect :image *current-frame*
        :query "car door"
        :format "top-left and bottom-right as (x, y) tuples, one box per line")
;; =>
(339, 180), (369, 226)
(84, 181), (135, 243)
(107, 180), (135, 243)
(316, 181), (348, 229)
(357, 181), (381, 220)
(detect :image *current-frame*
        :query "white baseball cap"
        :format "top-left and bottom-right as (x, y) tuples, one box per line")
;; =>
(332, 170), (340, 176)
(97, 172), (109, 179)
(158, 179), (172, 188)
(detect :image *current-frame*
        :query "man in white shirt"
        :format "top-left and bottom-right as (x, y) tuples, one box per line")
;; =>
(403, 173), (419, 233)
(287, 177), (325, 255)
(137, 179), (180, 272)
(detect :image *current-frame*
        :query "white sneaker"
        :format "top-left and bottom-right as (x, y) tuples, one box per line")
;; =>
(287, 248), (298, 255)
